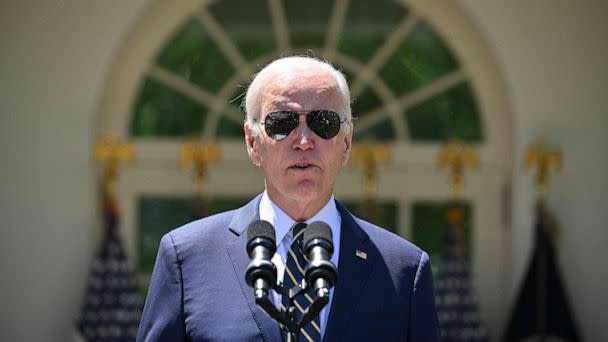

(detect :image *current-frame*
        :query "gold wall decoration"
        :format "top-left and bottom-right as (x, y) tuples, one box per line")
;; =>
(523, 141), (562, 195)
(350, 142), (391, 198)
(180, 138), (221, 198)
(437, 139), (479, 199)
(93, 133), (134, 197)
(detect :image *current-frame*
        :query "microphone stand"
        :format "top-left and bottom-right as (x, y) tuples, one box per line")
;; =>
(253, 279), (330, 342)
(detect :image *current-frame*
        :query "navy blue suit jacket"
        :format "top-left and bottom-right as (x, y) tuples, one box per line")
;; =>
(137, 195), (440, 341)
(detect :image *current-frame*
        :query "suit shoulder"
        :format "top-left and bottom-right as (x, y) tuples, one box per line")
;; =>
(353, 216), (426, 264)
(163, 209), (237, 248)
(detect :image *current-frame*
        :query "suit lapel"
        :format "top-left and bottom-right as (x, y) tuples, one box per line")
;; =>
(323, 201), (375, 342)
(225, 195), (282, 342)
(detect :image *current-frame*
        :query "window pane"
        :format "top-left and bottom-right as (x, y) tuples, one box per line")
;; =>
(130, 76), (207, 137)
(285, 0), (333, 48)
(208, 0), (276, 61)
(338, 0), (408, 63)
(138, 196), (251, 275)
(379, 21), (458, 96)
(353, 118), (396, 141)
(217, 116), (244, 138)
(352, 87), (382, 119)
(343, 200), (398, 234)
(412, 201), (472, 274)
(215, 87), (246, 138)
(156, 19), (235, 93)
(406, 82), (482, 142)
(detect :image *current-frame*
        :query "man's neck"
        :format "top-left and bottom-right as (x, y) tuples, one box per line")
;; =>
(265, 190), (332, 222)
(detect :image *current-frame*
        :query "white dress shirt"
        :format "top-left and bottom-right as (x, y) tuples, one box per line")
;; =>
(259, 191), (341, 338)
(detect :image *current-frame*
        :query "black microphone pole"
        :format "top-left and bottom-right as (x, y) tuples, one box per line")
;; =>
(245, 220), (337, 342)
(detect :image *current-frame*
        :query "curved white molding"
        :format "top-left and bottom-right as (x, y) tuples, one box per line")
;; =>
(404, 0), (512, 170)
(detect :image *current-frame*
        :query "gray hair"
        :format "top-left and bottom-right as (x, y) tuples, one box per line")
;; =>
(242, 56), (352, 131)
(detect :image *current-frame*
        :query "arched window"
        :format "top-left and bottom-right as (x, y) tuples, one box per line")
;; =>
(131, 0), (482, 143)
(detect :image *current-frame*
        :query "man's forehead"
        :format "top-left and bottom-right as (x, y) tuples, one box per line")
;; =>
(261, 70), (338, 98)
(260, 76), (341, 111)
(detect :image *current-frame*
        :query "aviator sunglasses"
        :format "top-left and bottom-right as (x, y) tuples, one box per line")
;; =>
(255, 110), (348, 141)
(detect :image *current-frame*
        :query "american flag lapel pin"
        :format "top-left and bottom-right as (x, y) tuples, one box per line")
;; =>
(355, 250), (367, 260)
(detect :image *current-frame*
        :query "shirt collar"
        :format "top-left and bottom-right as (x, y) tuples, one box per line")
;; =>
(259, 191), (340, 245)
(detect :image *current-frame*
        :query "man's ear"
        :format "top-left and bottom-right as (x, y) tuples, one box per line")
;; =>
(244, 122), (261, 166)
(341, 124), (353, 166)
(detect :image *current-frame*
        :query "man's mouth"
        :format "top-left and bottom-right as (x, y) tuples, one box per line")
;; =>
(292, 163), (313, 169)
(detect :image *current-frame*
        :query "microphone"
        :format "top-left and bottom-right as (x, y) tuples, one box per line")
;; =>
(303, 221), (338, 298)
(245, 220), (277, 299)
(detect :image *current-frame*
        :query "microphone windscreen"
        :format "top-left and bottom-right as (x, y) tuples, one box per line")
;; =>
(247, 220), (276, 243)
(304, 221), (333, 246)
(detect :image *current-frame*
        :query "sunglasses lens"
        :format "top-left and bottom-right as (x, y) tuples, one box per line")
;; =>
(262, 110), (343, 140)
(307, 110), (341, 139)
(264, 111), (299, 140)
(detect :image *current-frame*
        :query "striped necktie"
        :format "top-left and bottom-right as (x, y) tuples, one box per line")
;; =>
(281, 222), (321, 342)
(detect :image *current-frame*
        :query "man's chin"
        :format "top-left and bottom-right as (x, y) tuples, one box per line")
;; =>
(278, 182), (320, 202)
(290, 189), (320, 202)
(267, 180), (330, 205)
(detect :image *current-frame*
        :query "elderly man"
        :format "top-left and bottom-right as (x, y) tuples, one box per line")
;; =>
(137, 56), (440, 341)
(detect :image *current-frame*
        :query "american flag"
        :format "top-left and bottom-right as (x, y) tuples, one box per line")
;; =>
(77, 196), (142, 341)
(502, 200), (580, 341)
(434, 203), (488, 341)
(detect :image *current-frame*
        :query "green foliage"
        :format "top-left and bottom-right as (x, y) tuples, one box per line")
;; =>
(156, 19), (234, 93)
(138, 197), (250, 274)
(406, 82), (482, 142)
(217, 116), (244, 138)
(352, 88), (383, 118)
(379, 21), (458, 95)
(285, 0), (332, 48)
(338, 0), (407, 63)
(131, 77), (207, 137)
(208, 0), (276, 61)
(343, 200), (398, 234)
(130, 1), (483, 142)
(412, 202), (472, 273)
(353, 119), (396, 141)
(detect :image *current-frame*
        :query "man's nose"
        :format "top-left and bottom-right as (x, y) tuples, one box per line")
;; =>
(292, 115), (314, 150)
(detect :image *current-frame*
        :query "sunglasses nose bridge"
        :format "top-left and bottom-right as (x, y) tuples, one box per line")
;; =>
(291, 113), (315, 146)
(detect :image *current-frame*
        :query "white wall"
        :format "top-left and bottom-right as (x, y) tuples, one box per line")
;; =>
(1, 0), (606, 340)
(0, 1), (151, 340)
(458, 1), (608, 340)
